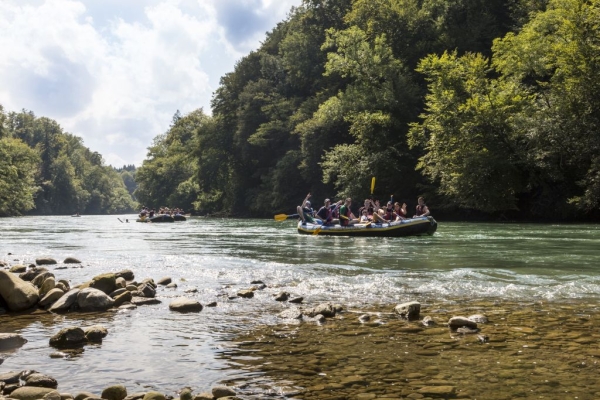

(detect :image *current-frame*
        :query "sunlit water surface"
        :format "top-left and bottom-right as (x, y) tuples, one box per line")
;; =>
(1, 216), (599, 395)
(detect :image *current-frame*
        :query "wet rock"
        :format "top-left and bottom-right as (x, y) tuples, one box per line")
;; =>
(142, 392), (165, 400)
(77, 288), (114, 311)
(48, 289), (80, 313)
(90, 273), (117, 295)
(448, 316), (478, 331)
(109, 288), (127, 298)
(58, 279), (70, 291)
(43, 390), (62, 400)
(141, 278), (156, 289)
(192, 394), (213, 400)
(112, 291), (132, 308)
(138, 284), (156, 298)
(115, 277), (126, 289)
(289, 296), (303, 304)
(184, 288), (198, 293)
(36, 258), (57, 266)
(468, 314), (489, 324)
(478, 334), (490, 343)
(178, 387), (192, 400)
(0, 371), (22, 384)
(305, 303), (336, 318)
(359, 314), (371, 323)
(278, 308), (303, 319)
(274, 292), (289, 301)
(83, 325), (108, 342)
(157, 277), (172, 285)
(101, 385), (127, 400)
(9, 264), (27, 273)
(126, 284), (138, 292)
(49, 327), (87, 347)
(237, 289), (254, 299)
(19, 267), (48, 282)
(421, 316), (436, 326)
(74, 392), (97, 400)
(211, 386), (236, 399)
(9, 386), (56, 400)
(32, 272), (55, 288)
(63, 257), (81, 264)
(123, 393), (146, 400)
(39, 277), (56, 298)
(165, 283), (177, 289)
(395, 301), (421, 320)
(169, 298), (203, 313)
(54, 282), (68, 292)
(130, 298), (161, 306)
(417, 386), (456, 397)
(205, 302), (217, 307)
(0, 270), (39, 311)
(456, 326), (480, 334)
(23, 373), (58, 389)
(0, 333), (27, 351)
(115, 269), (134, 281)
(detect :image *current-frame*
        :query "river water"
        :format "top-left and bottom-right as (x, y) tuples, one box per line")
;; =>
(1, 216), (599, 398)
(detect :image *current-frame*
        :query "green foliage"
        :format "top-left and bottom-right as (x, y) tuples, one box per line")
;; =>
(0, 107), (135, 216)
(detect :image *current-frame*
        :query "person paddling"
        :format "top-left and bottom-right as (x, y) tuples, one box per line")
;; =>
(413, 197), (430, 217)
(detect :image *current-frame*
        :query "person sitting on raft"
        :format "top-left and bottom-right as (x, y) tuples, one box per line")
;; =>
(413, 196), (430, 217)
(394, 201), (408, 221)
(297, 193), (316, 224)
(339, 198), (358, 226)
(358, 199), (374, 220)
(360, 209), (370, 222)
(317, 198), (342, 226)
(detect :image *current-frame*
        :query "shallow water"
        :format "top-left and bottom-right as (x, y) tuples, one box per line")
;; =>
(0, 216), (599, 397)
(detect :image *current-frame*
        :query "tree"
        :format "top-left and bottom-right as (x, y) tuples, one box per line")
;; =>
(0, 137), (40, 216)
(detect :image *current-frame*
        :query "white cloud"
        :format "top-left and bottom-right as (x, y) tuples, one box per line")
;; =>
(0, 0), (300, 166)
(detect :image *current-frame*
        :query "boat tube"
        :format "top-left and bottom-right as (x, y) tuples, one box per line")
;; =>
(297, 216), (437, 237)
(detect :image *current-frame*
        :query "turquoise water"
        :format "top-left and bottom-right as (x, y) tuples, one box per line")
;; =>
(1, 216), (599, 395)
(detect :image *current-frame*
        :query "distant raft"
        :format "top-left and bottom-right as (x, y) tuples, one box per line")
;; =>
(297, 216), (437, 237)
(136, 214), (175, 223)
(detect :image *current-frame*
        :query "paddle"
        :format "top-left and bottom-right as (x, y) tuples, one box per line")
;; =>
(371, 177), (376, 195)
(312, 225), (323, 235)
(117, 218), (123, 223)
(274, 213), (299, 222)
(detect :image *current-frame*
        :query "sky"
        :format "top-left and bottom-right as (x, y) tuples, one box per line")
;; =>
(0, 0), (301, 167)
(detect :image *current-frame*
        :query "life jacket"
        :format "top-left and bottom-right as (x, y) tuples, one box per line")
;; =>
(340, 205), (351, 226)
(416, 204), (427, 216)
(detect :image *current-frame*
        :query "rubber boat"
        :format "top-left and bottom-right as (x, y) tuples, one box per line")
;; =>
(136, 214), (175, 223)
(173, 214), (187, 221)
(297, 216), (437, 237)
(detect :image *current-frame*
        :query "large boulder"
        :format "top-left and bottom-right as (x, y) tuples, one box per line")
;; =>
(39, 276), (56, 298)
(63, 257), (81, 264)
(115, 269), (134, 281)
(48, 289), (80, 313)
(23, 373), (58, 388)
(89, 273), (117, 295)
(112, 291), (132, 308)
(394, 301), (421, 320)
(83, 325), (108, 342)
(49, 327), (87, 347)
(77, 288), (114, 311)
(35, 257), (57, 266)
(32, 271), (54, 288)
(0, 333), (27, 351)
(304, 303), (336, 318)
(169, 298), (203, 313)
(9, 264), (27, 273)
(0, 270), (39, 311)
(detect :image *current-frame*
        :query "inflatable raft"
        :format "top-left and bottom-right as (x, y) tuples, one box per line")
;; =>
(136, 214), (175, 223)
(297, 216), (437, 237)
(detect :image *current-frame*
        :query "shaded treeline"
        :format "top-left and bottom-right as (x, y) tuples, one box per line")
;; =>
(0, 107), (135, 216)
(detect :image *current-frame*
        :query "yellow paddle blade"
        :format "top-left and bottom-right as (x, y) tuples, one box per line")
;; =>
(370, 177), (376, 194)
(274, 214), (288, 221)
(312, 226), (322, 235)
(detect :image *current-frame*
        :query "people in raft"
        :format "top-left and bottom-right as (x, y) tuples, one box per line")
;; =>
(413, 196), (430, 218)
(139, 206), (186, 218)
(316, 198), (343, 226)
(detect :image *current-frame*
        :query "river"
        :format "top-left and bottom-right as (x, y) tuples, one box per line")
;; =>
(1, 216), (599, 398)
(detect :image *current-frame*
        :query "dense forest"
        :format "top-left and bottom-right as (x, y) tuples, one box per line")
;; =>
(0, 106), (135, 216)
(2, 0), (599, 220)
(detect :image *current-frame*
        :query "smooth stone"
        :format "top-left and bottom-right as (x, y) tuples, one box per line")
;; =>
(138, 284), (156, 298)
(0, 371), (22, 384)
(142, 392), (165, 400)
(192, 394), (213, 400)
(0, 270), (39, 311)
(43, 390), (62, 400)
(305, 303), (336, 318)
(77, 288), (114, 311)
(90, 273), (117, 295)
(468, 314), (489, 323)
(115, 277), (126, 289)
(112, 291), (133, 308)
(169, 298), (203, 313)
(237, 289), (254, 298)
(49, 327), (87, 347)
(48, 289), (80, 313)
(211, 386), (236, 398)
(422, 316), (436, 326)
(278, 308), (303, 319)
(9, 264), (27, 273)
(156, 277), (172, 285)
(448, 316), (478, 331)
(39, 276), (56, 298)
(24, 373), (58, 388)
(288, 297), (304, 304)
(122, 392), (146, 400)
(115, 269), (134, 281)
(74, 392), (97, 400)
(39, 288), (65, 307)
(35, 258), (57, 265)
(19, 267), (48, 282)
(83, 325), (108, 342)
(0, 333), (27, 351)
(130, 298), (161, 306)
(109, 288), (127, 298)
(395, 301), (421, 320)
(101, 385), (127, 400)
(32, 272), (55, 288)
(417, 386), (456, 396)
(9, 386), (56, 400)
(274, 292), (289, 301)
(178, 387), (192, 400)
(205, 302), (217, 307)
(165, 283), (177, 289)
(63, 257), (81, 264)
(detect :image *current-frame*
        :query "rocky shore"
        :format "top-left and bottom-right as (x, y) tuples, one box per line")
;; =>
(2, 257), (600, 399)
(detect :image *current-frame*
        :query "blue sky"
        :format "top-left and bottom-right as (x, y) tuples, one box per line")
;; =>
(0, 0), (301, 166)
